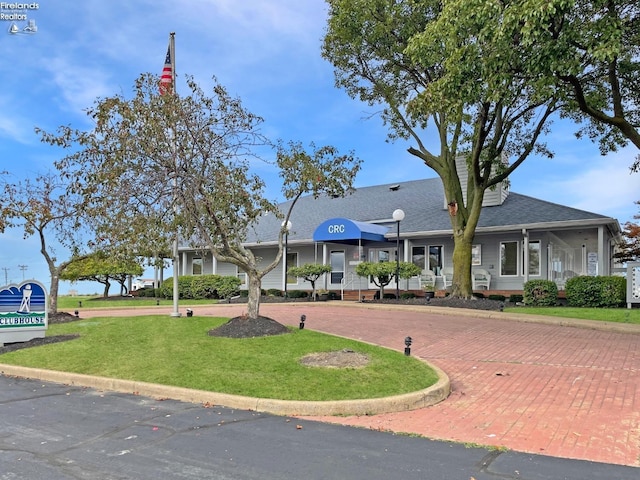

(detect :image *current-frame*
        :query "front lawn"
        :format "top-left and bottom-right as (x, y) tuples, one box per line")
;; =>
(503, 306), (640, 324)
(0, 315), (438, 401)
(58, 295), (217, 309)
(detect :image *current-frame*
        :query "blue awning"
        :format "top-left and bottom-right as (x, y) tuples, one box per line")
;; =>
(313, 218), (389, 243)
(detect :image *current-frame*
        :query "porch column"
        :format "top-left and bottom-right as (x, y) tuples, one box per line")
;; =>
(598, 226), (605, 276)
(181, 251), (188, 276)
(403, 238), (410, 291)
(322, 243), (328, 290)
(522, 229), (529, 284)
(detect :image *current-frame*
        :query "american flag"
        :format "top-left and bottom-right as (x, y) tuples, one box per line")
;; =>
(160, 43), (173, 95)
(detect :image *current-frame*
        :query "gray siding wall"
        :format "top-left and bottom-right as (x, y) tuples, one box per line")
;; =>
(178, 225), (605, 293)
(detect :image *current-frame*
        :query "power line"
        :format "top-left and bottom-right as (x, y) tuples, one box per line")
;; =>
(18, 264), (28, 281)
(1, 267), (9, 284)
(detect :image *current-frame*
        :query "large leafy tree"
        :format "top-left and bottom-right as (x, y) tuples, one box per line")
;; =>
(323, 0), (558, 297)
(0, 172), (88, 314)
(60, 252), (144, 297)
(491, 0), (640, 169)
(42, 74), (361, 323)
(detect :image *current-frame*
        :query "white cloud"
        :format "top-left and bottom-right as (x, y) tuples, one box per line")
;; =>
(43, 57), (114, 116)
(545, 147), (639, 222)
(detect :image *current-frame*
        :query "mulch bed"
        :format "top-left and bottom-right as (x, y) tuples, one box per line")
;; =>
(208, 315), (289, 338)
(229, 295), (507, 311)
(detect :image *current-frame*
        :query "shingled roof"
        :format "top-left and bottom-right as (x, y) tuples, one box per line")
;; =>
(245, 178), (619, 245)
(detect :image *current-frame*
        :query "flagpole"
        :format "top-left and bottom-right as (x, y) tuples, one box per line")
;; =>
(168, 32), (181, 318)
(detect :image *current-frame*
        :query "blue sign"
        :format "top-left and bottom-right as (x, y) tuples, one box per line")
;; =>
(313, 217), (389, 243)
(0, 280), (48, 331)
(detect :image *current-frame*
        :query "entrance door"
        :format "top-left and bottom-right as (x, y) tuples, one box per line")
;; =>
(368, 248), (397, 290)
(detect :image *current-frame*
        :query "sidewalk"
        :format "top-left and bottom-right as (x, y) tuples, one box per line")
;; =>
(59, 302), (640, 466)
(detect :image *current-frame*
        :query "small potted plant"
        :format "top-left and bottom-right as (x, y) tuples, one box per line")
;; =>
(421, 280), (435, 300)
(316, 289), (330, 301)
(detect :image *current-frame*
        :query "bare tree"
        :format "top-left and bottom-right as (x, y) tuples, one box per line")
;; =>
(0, 172), (88, 314)
(41, 75), (361, 325)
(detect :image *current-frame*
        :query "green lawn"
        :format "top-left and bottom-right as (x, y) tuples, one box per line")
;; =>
(0, 315), (438, 401)
(503, 306), (640, 324)
(58, 295), (218, 309)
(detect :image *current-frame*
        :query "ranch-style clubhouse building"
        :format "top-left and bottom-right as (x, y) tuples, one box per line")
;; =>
(176, 177), (622, 299)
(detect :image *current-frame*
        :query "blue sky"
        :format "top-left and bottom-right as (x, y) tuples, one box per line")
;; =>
(0, 0), (638, 294)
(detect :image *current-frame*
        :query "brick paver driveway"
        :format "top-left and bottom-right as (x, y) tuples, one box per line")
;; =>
(81, 302), (640, 467)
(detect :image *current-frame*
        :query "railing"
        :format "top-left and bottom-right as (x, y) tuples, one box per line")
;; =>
(341, 272), (364, 301)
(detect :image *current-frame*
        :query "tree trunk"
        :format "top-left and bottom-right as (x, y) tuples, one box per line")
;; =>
(450, 234), (473, 298)
(49, 270), (59, 315)
(440, 161), (484, 299)
(102, 280), (111, 298)
(246, 271), (262, 319)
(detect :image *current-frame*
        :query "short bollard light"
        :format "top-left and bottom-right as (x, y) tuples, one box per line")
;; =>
(186, 308), (193, 317)
(78, 301), (82, 308)
(299, 314), (306, 330)
(404, 336), (412, 356)
(74, 310), (79, 318)
(156, 299), (160, 306)
(499, 302), (505, 312)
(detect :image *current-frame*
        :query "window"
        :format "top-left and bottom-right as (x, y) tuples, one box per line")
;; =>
(237, 271), (247, 287)
(411, 246), (426, 270)
(428, 245), (443, 275)
(192, 257), (203, 275)
(286, 252), (298, 285)
(369, 249), (390, 262)
(330, 250), (345, 284)
(528, 241), (541, 276)
(471, 245), (481, 265)
(500, 241), (518, 276)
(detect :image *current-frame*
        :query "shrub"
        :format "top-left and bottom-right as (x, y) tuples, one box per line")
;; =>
(216, 276), (242, 299)
(473, 292), (485, 299)
(287, 290), (309, 299)
(509, 294), (523, 303)
(158, 275), (241, 300)
(523, 280), (558, 306)
(267, 288), (283, 297)
(565, 276), (626, 308)
(400, 292), (416, 299)
(488, 294), (506, 301)
(383, 293), (397, 299)
(143, 288), (157, 298)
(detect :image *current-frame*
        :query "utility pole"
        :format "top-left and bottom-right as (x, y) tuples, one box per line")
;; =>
(1, 267), (9, 284)
(18, 264), (28, 280)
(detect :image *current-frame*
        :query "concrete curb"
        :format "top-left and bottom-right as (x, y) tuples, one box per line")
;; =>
(0, 361), (450, 417)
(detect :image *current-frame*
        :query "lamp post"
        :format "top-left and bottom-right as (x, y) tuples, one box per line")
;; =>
(282, 220), (292, 298)
(392, 208), (405, 301)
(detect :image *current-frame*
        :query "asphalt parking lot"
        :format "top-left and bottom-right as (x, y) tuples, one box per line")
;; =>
(2, 301), (639, 473)
(1, 374), (638, 480)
